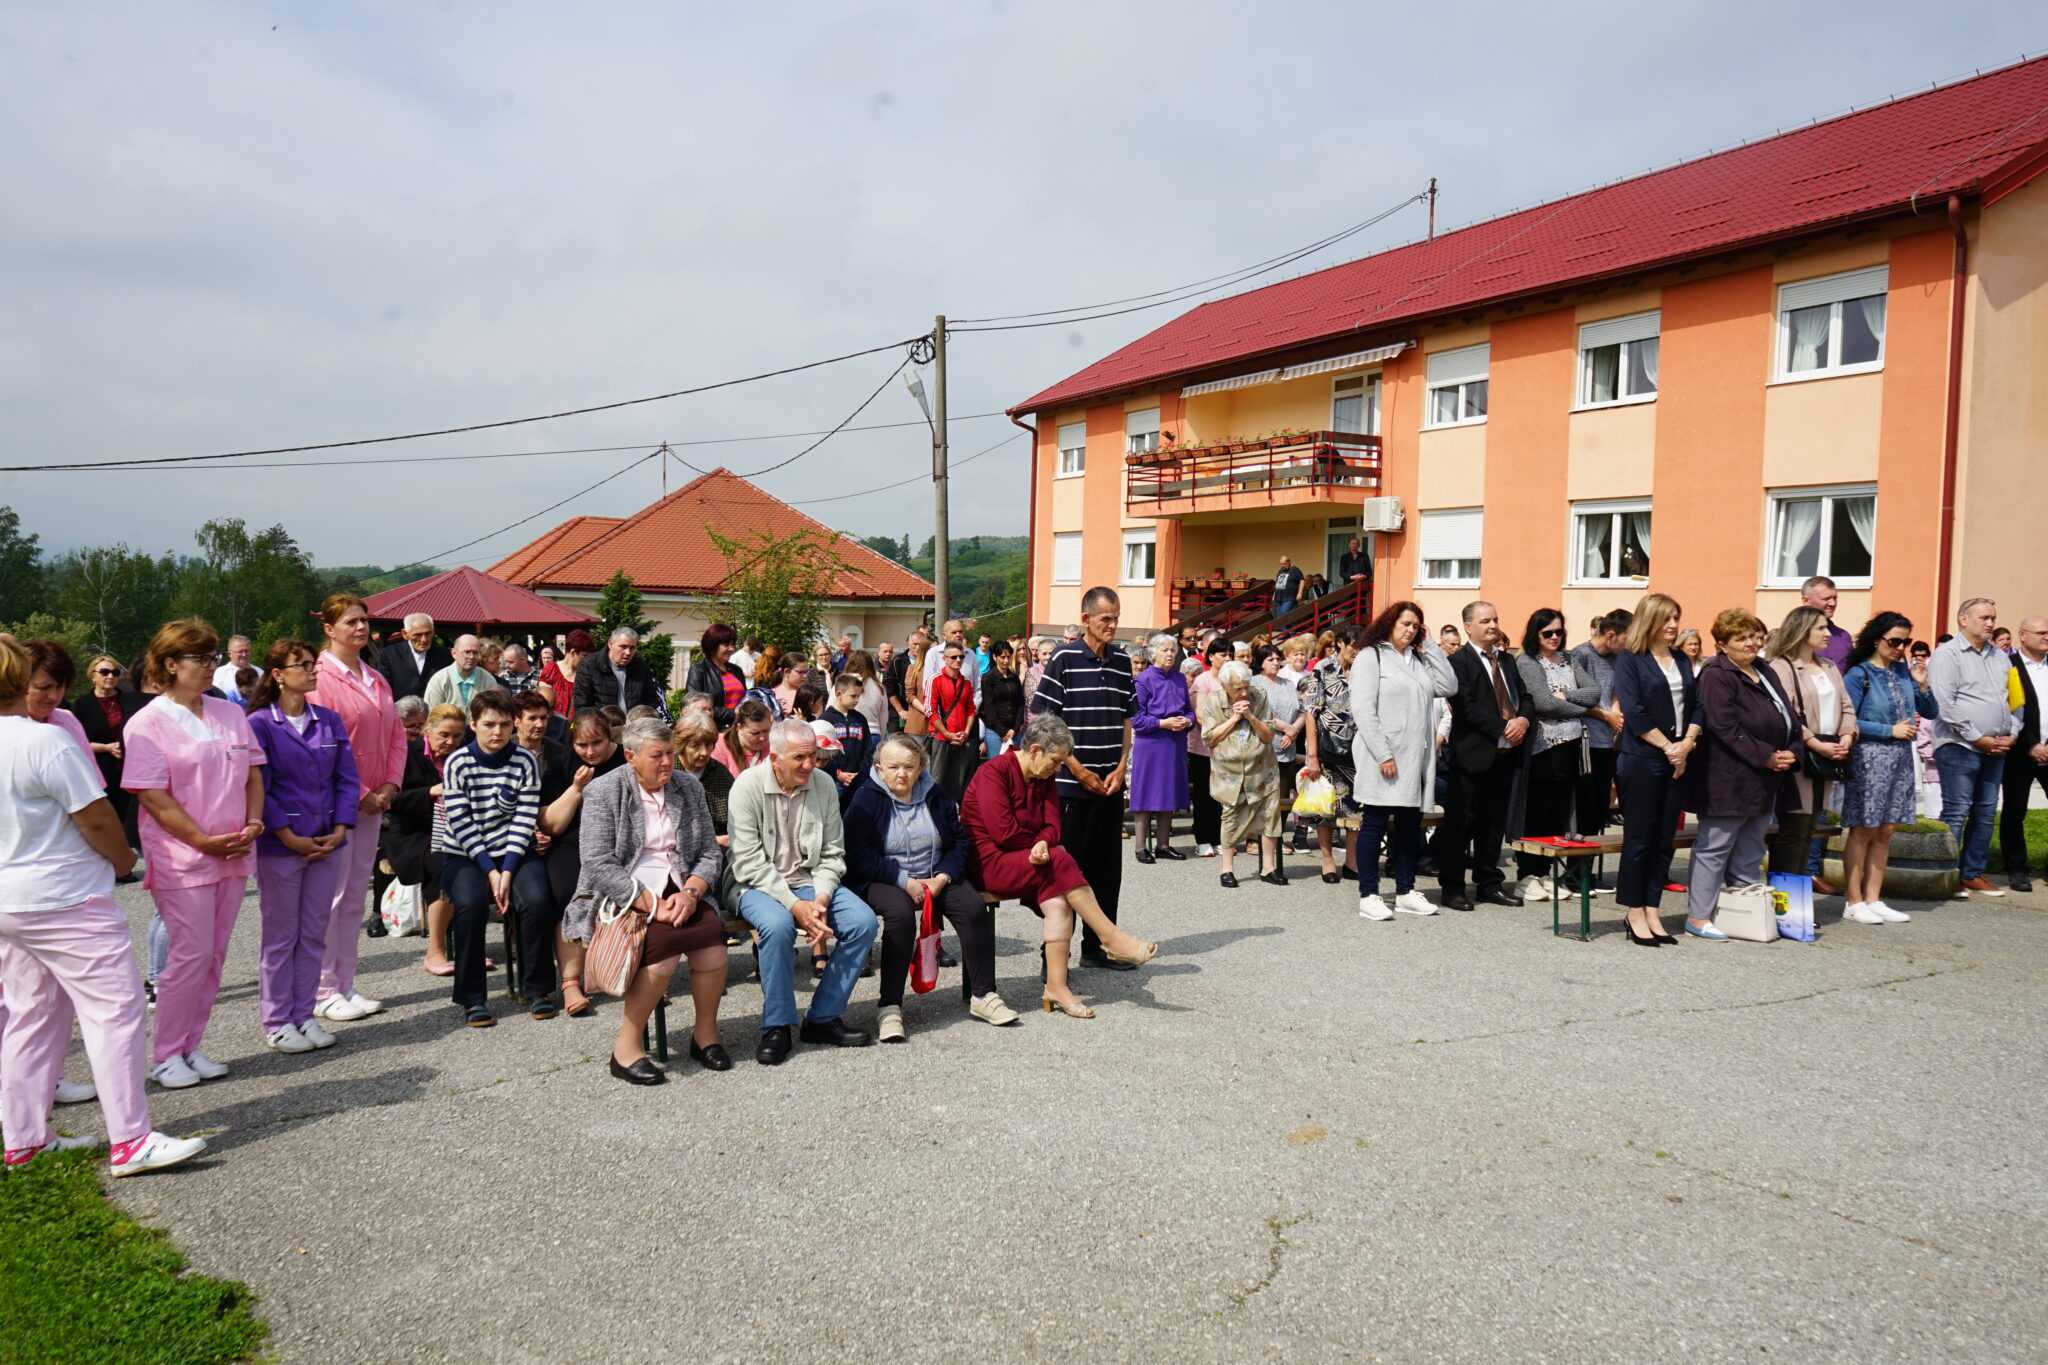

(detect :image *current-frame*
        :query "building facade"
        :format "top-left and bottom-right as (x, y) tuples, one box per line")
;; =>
(1012, 60), (2048, 643)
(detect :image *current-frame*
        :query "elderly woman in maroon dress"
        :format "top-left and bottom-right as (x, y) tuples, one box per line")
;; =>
(961, 714), (1158, 1019)
(1130, 633), (1195, 863)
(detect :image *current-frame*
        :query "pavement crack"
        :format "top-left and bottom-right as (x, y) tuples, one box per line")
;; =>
(1223, 1213), (1309, 1314)
(1665, 1154), (1953, 1257)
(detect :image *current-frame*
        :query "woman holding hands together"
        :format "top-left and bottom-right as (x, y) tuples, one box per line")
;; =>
(1610, 595), (1699, 947)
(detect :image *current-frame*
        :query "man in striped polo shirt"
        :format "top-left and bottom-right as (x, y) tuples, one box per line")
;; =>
(1030, 586), (1137, 970)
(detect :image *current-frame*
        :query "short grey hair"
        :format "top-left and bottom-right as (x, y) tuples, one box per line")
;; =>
(1179, 656), (1201, 677)
(502, 644), (529, 667)
(395, 695), (428, 722)
(453, 633), (480, 652)
(874, 732), (926, 770)
(403, 612), (434, 632)
(1218, 660), (1253, 689)
(621, 715), (673, 753)
(1080, 585), (1119, 616)
(768, 718), (818, 755)
(1149, 633), (1178, 656)
(1958, 596), (1996, 622)
(1016, 713), (1074, 755)
(608, 626), (639, 646)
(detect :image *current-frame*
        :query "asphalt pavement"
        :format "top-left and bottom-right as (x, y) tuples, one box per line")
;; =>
(68, 846), (2048, 1364)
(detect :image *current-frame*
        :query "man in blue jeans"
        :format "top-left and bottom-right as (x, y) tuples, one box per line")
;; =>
(725, 720), (878, 1062)
(1928, 598), (2020, 897)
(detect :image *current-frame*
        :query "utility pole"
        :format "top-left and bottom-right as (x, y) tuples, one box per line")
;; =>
(931, 314), (950, 629)
(1427, 177), (1437, 239)
(659, 440), (670, 497)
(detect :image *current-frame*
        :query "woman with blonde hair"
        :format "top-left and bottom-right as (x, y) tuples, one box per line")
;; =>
(1610, 594), (1700, 947)
(1763, 606), (1856, 889)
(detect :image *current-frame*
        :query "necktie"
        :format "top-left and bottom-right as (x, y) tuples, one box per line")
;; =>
(1488, 652), (1513, 720)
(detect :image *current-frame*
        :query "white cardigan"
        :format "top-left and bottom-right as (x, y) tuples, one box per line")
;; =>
(1349, 640), (1458, 809)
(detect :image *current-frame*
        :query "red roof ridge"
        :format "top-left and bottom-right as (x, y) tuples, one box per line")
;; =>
(521, 468), (726, 583)
(487, 513), (624, 582)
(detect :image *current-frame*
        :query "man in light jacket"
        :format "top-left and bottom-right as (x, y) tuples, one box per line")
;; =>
(724, 720), (878, 1063)
(422, 635), (500, 710)
(1929, 597), (2020, 897)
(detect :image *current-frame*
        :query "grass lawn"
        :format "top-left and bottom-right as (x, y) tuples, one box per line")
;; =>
(1987, 808), (2048, 873)
(0, 1150), (265, 1365)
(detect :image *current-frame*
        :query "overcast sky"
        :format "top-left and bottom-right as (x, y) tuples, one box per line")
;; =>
(2, 2), (2037, 569)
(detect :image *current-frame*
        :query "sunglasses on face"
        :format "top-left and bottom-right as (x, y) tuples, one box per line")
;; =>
(1540, 628), (1565, 639)
(93, 667), (119, 677)
(1881, 636), (1910, 647)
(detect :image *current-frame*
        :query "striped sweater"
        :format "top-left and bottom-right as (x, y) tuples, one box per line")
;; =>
(441, 740), (541, 873)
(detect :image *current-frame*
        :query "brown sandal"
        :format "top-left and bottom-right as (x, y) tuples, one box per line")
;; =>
(562, 979), (592, 1017)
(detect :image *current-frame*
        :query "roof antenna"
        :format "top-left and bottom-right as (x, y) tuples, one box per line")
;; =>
(1427, 177), (1437, 239)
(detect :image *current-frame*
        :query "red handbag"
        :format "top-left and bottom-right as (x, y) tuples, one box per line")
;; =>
(909, 886), (941, 995)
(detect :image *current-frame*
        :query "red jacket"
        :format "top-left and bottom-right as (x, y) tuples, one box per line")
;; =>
(961, 751), (1059, 857)
(927, 670), (976, 742)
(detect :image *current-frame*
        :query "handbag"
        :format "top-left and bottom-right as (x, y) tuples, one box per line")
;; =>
(584, 895), (649, 997)
(909, 886), (941, 995)
(1785, 665), (1853, 783)
(379, 879), (423, 937)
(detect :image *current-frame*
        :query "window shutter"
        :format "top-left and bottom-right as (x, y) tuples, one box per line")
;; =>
(1052, 533), (1083, 584)
(1125, 408), (1160, 438)
(1426, 344), (1489, 386)
(1577, 310), (1660, 350)
(1779, 266), (1888, 313)
(1422, 508), (1483, 559)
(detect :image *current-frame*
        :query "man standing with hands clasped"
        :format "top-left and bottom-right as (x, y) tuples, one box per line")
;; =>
(1999, 617), (2048, 892)
(1437, 601), (1529, 911)
(1031, 587), (1137, 971)
(1929, 598), (2019, 897)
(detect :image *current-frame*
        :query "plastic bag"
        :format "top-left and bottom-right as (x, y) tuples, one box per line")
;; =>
(1291, 775), (1337, 818)
(1767, 873), (1816, 942)
(909, 887), (941, 995)
(379, 879), (424, 937)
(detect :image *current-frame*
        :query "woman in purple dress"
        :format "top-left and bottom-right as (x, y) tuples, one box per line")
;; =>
(1131, 633), (1196, 863)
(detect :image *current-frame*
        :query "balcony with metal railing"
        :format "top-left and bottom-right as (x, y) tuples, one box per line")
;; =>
(1124, 429), (1381, 516)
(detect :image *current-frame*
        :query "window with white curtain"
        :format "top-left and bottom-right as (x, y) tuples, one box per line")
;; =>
(1125, 407), (1161, 456)
(1777, 267), (1888, 380)
(1423, 345), (1489, 429)
(1332, 373), (1381, 434)
(1766, 486), (1875, 586)
(1570, 500), (1652, 584)
(1056, 421), (1086, 478)
(1052, 532), (1083, 585)
(1576, 311), (1660, 408)
(1418, 508), (1483, 586)
(1120, 528), (1156, 585)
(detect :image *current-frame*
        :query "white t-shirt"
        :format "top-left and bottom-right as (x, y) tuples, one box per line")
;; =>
(213, 662), (245, 700)
(1811, 670), (1839, 731)
(1658, 656), (1684, 728)
(0, 714), (115, 911)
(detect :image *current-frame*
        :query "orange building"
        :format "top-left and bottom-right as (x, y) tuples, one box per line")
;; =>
(1009, 59), (2048, 645)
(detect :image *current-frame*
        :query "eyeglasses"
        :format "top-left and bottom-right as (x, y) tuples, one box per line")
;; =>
(93, 667), (120, 677)
(173, 653), (213, 665)
(281, 661), (315, 674)
(1880, 636), (1910, 647)
(1539, 628), (1565, 639)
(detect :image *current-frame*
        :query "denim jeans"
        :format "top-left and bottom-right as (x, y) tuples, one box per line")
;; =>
(738, 884), (878, 1030)
(1934, 744), (2006, 880)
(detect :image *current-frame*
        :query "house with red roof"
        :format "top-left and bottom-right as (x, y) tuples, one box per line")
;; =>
(488, 467), (934, 684)
(1009, 57), (2048, 641)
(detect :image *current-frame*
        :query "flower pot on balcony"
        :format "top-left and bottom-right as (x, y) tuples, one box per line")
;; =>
(1822, 821), (1960, 902)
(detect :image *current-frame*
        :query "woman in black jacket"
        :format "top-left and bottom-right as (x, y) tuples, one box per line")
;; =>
(843, 733), (1019, 1041)
(1611, 594), (1700, 947)
(69, 653), (148, 851)
(684, 623), (749, 728)
(978, 639), (1026, 759)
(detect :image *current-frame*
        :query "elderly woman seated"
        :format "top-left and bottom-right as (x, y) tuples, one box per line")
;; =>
(845, 733), (1021, 1041)
(1199, 659), (1285, 888)
(567, 715), (729, 1085)
(961, 714), (1158, 1020)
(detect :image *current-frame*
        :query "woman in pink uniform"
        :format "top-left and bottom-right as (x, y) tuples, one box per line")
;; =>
(306, 594), (406, 1024)
(122, 619), (266, 1091)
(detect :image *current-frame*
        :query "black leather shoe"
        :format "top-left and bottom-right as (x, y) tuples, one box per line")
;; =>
(1415, 859), (1439, 879)
(756, 1026), (792, 1066)
(1259, 870), (1288, 887)
(608, 1054), (665, 1086)
(1340, 866), (1358, 881)
(937, 944), (958, 969)
(1440, 892), (1474, 912)
(1219, 871), (1240, 889)
(1153, 844), (1185, 861)
(2010, 874), (2034, 894)
(364, 916), (388, 938)
(1134, 847), (1156, 865)
(1078, 948), (1137, 972)
(1321, 872), (1342, 884)
(689, 1040), (733, 1071)
(1479, 887), (1526, 907)
(799, 1016), (874, 1048)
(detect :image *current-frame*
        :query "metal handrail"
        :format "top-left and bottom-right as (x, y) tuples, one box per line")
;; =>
(1127, 430), (1381, 508)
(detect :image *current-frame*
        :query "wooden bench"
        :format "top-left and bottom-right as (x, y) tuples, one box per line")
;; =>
(1508, 831), (1699, 941)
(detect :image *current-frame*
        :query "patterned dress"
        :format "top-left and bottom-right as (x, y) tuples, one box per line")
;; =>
(1300, 656), (1356, 822)
(1200, 685), (1282, 845)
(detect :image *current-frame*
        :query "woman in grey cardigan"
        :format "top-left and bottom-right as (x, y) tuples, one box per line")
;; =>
(1349, 600), (1458, 920)
(570, 716), (728, 1085)
(1509, 608), (1610, 901)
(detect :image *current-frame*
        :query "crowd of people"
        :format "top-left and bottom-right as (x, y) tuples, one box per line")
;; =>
(2, 571), (2039, 1175)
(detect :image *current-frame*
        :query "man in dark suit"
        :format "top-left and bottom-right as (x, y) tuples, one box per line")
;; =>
(573, 626), (667, 714)
(2000, 615), (2048, 892)
(1437, 600), (1530, 910)
(374, 613), (453, 702)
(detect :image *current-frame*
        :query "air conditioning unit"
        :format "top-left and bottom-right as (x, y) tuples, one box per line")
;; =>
(1360, 496), (1404, 532)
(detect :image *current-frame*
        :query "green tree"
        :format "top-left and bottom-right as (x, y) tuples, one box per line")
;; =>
(173, 519), (318, 648)
(707, 526), (848, 654)
(0, 507), (43, 624)
(858, 533), (906, 566)
(48, 545), (178, 665)
(0, 612), (97, 694)
(595, 570), (674, 691)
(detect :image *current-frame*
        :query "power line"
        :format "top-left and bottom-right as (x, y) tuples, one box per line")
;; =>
(417, 446), (666, 564)
(676, 353), (912, 482)
(0, 336), (925, 474)
(782, 429), (1021, 505)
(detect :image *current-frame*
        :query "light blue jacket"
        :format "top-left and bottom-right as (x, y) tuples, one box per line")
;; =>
(1842, 660), (1936, 742)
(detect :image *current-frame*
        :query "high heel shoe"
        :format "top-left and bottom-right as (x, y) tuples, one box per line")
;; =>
(1042, 994), (1096, 1020)
(1621, 916), (1663, 947)
(1104, 938), (1159, 968)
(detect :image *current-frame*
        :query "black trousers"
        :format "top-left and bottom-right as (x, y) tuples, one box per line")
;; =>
(1187, 754), (1223, 847)
(1059, 791), (1123, 954)
(2001, 755), (2047, 875)
(931, 736), (976, 803)
(446, 860), (557, 1008)
(1577, 746), (1617, 839)
(1515, 745), (1582, 879)
(864, 880), (995, 1006)
(1439, 761), (1515, 894)
(1615, 757), (1684, 908)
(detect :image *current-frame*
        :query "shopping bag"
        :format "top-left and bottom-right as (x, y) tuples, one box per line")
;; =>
(1767, 873), (1816, 942)
(585, 897), (650, 996)
(1715, 884), (1780, 943)
(909, 887), (941, 995)
(1291, 775), (1337, 818)
(379, 880), (423, 937)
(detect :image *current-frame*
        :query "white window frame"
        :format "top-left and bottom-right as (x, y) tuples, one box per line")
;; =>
(1763, 484), (1876, 589)
(1056, 421), (1086, 478)
(1120, 528), (1157, 586)
(1573, 311), (1660, 410)
(1331, 373), (1381, 435)
(1051, 532), (1083, 585)
(1417, 508), (1483, 588)
(1568, 498), (1653, 587)
(1422, 344), (1489, 430)
(1125, 407), (1161, 457)
(1773, 266), (1888, 383)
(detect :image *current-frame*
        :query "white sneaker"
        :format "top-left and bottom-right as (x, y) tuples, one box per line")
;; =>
(314, 994), (372, 1022)
(298, 1019), (337, 1049)
(969, 993), (1022, 1026)
(109, 1130), (207, 1178)
(1358, 896), (1394, 920)
(1195, 843), (1218, 858)
(183, 1050), (228, 1081)
(1842, 902), (1884, 925)
(1393, 891), (1438, 917)
(265, 1024), (315, 1054)
(1870, 902), (1912, 923)
(54, 1078), (97, 1105)
(149, 1056), (201, 1090)
(876, 1006), (906, 1044)
(346, 991), (384, 1016)
(1520, 876), (1555, 902)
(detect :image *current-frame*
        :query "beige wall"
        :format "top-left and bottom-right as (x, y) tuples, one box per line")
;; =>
(1416, 423), (1486, 508)
(1565, 402), (1656, 502)
(1761, 372), (1883, 488)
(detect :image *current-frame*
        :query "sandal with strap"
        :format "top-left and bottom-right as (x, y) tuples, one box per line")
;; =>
(562, 980), (592, 1017)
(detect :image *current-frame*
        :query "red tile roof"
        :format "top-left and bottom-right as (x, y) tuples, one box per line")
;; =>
(491, 467), (934, 602)
(1013, 57), (2048, 415)
(360, 566), (596, 628)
